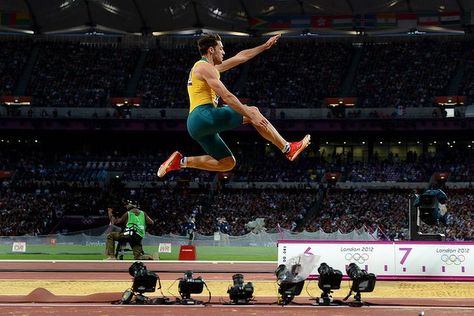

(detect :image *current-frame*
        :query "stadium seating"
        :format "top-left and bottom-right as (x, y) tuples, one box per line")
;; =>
(0, 37), (471, 110)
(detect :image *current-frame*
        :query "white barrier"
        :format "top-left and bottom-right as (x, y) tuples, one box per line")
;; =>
(278, 240), (474, 281)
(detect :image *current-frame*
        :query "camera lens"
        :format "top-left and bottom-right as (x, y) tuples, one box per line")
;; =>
(184, 270), (194, 280)
(346, 263), (364, 279)
(129, 261), (146, 277)
(232, 273), (244, 286)
(318, 262), (332, 275)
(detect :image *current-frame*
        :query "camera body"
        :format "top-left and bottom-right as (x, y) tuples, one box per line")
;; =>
(178, 271), (204, 300)
(112, 206), (126, 217)
(318, 262), (342, 291)
(128, 262), (157, 294)
(107, 199), (127, 218)
(227, 273), (254, 303)
(416, 189), (448, 226)
(346, 263), (376, 293)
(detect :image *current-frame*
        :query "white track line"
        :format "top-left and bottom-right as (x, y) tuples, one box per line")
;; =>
(0, 303), (472, 310)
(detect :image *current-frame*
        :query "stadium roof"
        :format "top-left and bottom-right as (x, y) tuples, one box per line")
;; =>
(1, 0), (473, 36)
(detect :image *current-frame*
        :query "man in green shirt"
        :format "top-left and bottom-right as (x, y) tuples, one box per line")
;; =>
(105, 200), (154, 260)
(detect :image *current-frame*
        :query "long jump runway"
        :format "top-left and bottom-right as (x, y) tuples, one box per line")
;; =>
(0, 260), (473, 315)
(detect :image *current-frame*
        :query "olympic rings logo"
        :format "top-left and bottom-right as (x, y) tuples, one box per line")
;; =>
(344, 253), (369, 264)
(441, 254), (465, 265)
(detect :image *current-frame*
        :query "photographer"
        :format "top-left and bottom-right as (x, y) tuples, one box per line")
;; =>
(105, 200), (154, 260)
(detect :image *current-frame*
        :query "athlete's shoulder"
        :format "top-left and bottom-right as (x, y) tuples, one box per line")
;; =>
(194, 61), (218, 77)
(194, 59), (212, 68)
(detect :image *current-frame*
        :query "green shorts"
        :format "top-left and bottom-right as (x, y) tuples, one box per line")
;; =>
(187, 104), (243, 160)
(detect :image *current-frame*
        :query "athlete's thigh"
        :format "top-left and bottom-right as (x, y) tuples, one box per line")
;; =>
(188, 105), (243, 139)
(197, 133), (233, 160)
(211, 106), (244, 133)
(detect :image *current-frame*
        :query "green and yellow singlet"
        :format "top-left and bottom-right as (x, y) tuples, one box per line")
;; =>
(187, 58), (220, 113)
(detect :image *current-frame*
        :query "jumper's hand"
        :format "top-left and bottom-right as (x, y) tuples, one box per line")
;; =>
(263, 34), (281, 50)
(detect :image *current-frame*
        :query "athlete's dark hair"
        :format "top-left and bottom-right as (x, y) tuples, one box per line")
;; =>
(197, 33), (221, 55)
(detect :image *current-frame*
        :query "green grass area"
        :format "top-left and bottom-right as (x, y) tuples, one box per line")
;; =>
(0, 245), (277, 261)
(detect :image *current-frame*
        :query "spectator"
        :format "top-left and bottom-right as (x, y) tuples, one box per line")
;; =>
(182, 217), (196, 245)
(217, 217), (231, 245)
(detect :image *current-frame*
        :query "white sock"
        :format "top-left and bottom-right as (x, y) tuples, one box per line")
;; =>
(180, 157), (187, 168)
(282, 142), (290, 153)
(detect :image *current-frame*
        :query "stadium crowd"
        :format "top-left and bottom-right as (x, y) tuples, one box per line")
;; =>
(307, 188), (474, 241)
(0, 141), (472, 240)
(351, 40), (463, 108)
(235, 41), (353, 108)
(459, 42), (474, 105)
(195, 190), (311, 236)
(0, 37), (472, 110)
(0, 36), (473, 242)
(306, 189), (409, 239)
(0, 186), (103, 236)
(4, 143), (473, 184)
(0, 40), (32, 96)
(1, 181), (472, 241)
(26, 42), (140, 107)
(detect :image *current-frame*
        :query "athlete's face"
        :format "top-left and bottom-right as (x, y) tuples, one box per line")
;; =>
(212, 41), (225, 65)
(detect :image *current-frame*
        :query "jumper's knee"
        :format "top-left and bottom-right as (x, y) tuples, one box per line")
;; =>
(243, 107), (262, 124)
(218, 156), (236, 171)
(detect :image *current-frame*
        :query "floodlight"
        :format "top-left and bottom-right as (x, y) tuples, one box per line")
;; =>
(275, 264), (305, 305)
(227, 273), (254, 304)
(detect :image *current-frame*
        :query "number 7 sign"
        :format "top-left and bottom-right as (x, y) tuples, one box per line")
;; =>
(399, 247), (412, 265)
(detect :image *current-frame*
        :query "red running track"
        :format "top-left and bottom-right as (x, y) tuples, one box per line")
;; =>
(0, 261), (472, 316)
